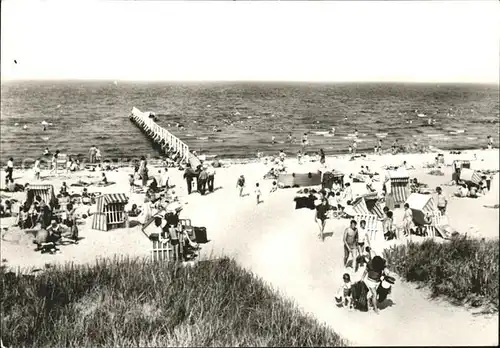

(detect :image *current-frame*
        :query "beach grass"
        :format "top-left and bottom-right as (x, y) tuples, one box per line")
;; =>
(383, 236), (499, 310)
(0, 257), (346, 347)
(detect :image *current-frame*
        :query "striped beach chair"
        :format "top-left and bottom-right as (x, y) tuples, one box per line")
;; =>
(26, 184), (57, 208)
(387, 170), (410, 206)
(355, 214), (381, 242)
(424, 211), (450, 238)
(91, 193), (129, 231)
(351, 193), (385, 219)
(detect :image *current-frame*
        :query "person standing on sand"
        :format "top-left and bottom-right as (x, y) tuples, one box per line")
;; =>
(34, 157), (41, 180)
(352, 140), (358, 155)
(206, 163), (216, 193)
(436, 186), (447, 215)
(198, 165), (208, 195)
(362, 255), (388, 314)
(343, 220), (359, 270)
(297, 150), (303, 164)
(236, 175), (245, 197)
(139, 156), (148, 187)
(402, 203), (414, 237)
(5, 157), (14, 184)
(378, 138), (382, 154)
(315, 198), (329, 241)
(255, 183), (262, 205)
(183, 163), (196, 195)
(89, 145), (97, 164)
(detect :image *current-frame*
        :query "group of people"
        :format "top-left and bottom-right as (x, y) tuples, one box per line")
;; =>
(337, 229), (391, 314)
(453, 175), (490, 199)
(182, 162), (216, 196)
(88, 145), (102, 164)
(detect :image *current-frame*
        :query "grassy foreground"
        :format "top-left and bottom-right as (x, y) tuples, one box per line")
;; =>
(0, 257), (346, 347)
(383, 236), (499, 310)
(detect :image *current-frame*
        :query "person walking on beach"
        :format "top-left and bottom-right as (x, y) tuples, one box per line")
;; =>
(206, 163), (216, 193)
(5, 157), (14, 184)
(343, 220), (359, 270)
(362, 255), (388, 314)
(352, 140), (358, 155)
(377, 138), (382, 154)
(198, 165), (208, 195)
(34, 157), (41, 180)
(255, 183), (262, 205)
(183, 163), (196, 195)
(315, 198), (329, 241)
(297, 150), (303, 164)
(236, 175), (245, 197)
(49, 150), (59, 175)
(89, 145), (97, 164)
(287, 132), (293, 143)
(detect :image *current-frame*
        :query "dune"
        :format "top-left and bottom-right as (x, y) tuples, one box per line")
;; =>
(0, 149), (498, 346)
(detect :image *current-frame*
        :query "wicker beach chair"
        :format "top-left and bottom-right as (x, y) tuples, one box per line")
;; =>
(355, 214), (381, 242)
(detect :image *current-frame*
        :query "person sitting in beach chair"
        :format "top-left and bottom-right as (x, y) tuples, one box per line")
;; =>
(366, 174), (376, 193)
(81, 188), (92, 205)
(128, 203), (141, 217)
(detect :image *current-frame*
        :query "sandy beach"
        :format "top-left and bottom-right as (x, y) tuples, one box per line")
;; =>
(1, 148), (498, 346)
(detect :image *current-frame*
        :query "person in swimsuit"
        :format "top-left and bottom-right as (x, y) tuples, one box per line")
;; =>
(315, 198), (330, 241)
(343, 220), (359, 270)
(362, 255), (389, 314)
(236, 175), (245, 197)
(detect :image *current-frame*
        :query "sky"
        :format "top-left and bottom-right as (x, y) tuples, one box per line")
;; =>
(1, 0), (499, 83)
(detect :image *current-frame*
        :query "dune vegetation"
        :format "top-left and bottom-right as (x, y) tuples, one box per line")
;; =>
(383, 235), (499, 311)
(1, 257), (346, 348)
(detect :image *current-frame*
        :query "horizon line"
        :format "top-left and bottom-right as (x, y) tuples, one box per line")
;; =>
(2, 78), (499, 86)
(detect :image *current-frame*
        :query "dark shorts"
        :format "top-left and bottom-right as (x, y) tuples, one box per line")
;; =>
(438, 206), (446, 214)
(170, 239), (179, 246)
(358, 242), (365, 248)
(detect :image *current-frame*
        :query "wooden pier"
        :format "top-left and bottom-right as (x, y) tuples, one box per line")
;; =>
(129, 107), (191, 163)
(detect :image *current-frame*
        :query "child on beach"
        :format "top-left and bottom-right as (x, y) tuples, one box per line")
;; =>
(236, 175), (245, 197)
(255, 183), (262, 205)
(336, 273), (353, 310)
(358, 220), (370, 253)
(270, 181), (278, 193)
(297, 150), (302, 164)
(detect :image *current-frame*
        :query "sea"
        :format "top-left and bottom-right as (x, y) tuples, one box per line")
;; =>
(1, 81), (499, 166)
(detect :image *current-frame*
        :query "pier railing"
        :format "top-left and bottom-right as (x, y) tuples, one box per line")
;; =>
(130, 107), (190, 162)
